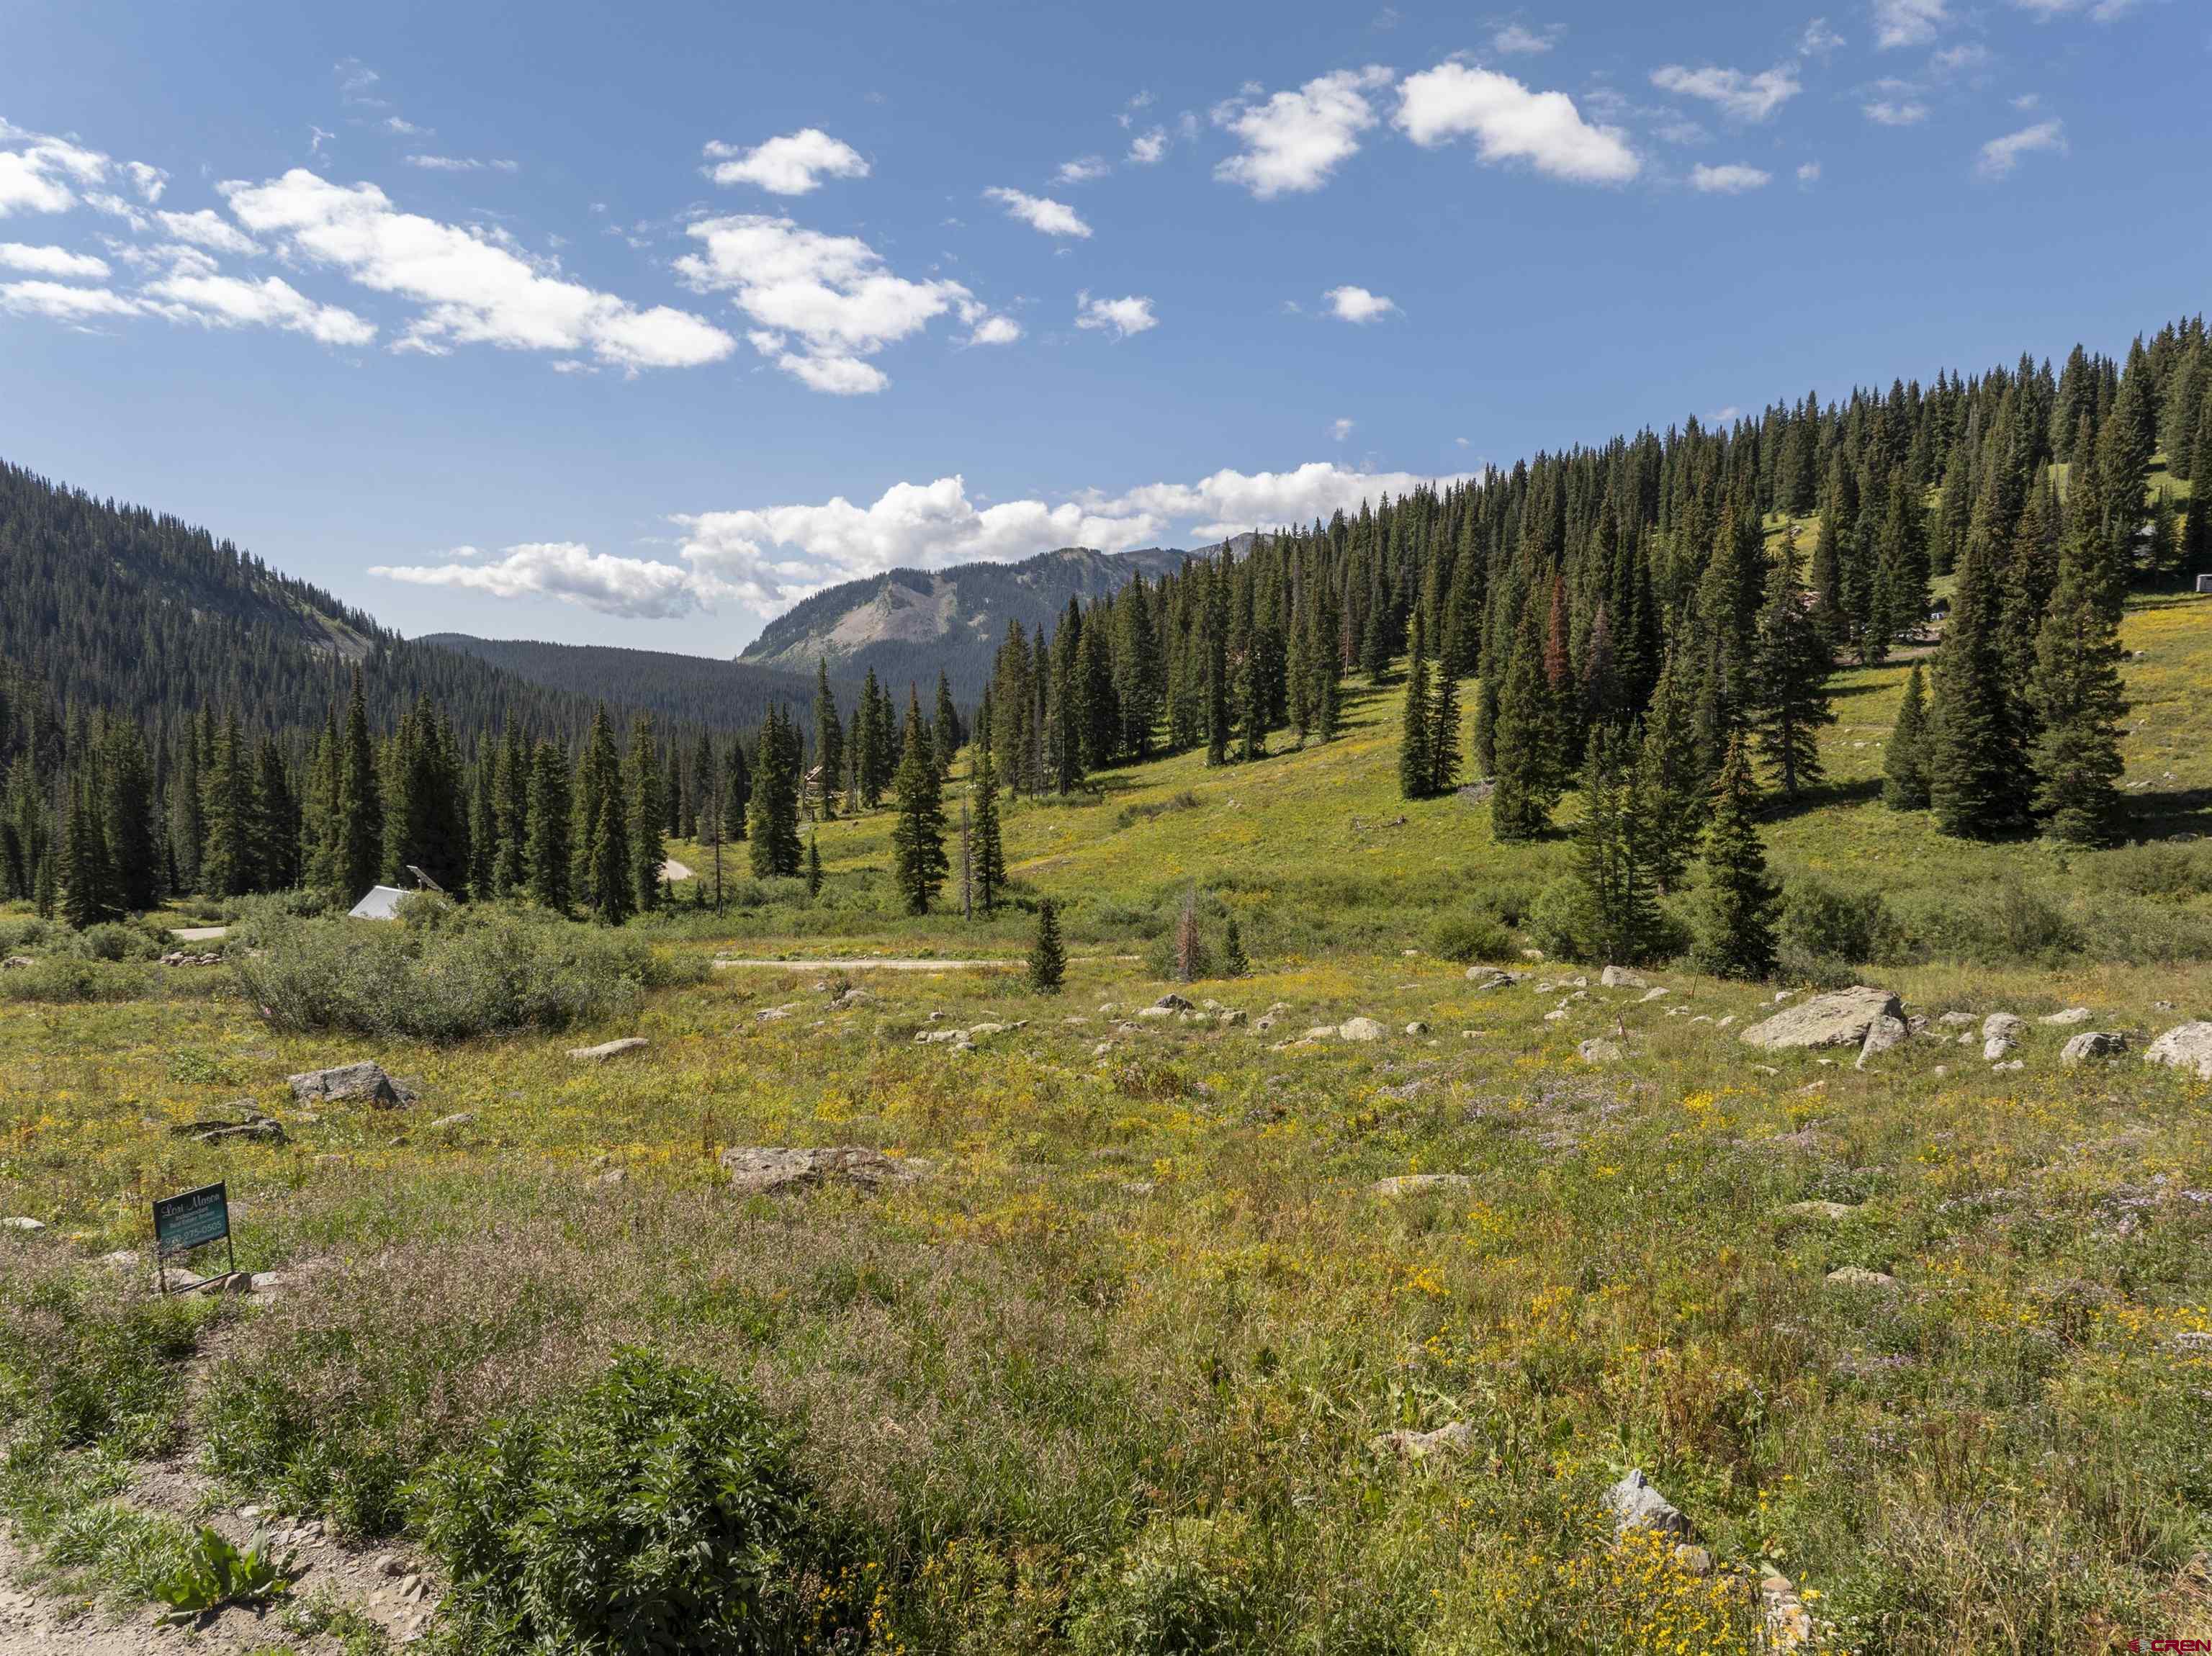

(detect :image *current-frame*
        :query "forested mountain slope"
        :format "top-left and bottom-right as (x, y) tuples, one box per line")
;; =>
(423, 634), (842, 735)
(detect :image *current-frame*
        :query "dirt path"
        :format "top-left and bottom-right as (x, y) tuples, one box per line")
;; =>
(167, 926), (228, 942)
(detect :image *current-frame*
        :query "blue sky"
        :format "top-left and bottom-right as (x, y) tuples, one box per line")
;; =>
(3, 0), (2205, 655)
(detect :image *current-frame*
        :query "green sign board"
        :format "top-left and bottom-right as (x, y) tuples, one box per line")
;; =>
(153, 1181), (230, 1258)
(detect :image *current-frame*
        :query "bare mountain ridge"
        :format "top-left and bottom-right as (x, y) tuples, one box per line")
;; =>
(737, 538), (1250, 696)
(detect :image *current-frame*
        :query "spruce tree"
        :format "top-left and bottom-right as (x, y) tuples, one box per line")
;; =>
(2028, 515), (2131, 845)
(724, 738), (750, 843)
(1491, 600), (1561, 841)
(626, 716), (663, 915)
(202, 709), (255, 897)
(493, 725), (530, 896)
(1691, 734), (1779, 980)
(805, 831), (823, 897)
(1751, 539), (1835, 799)
(814, 662), (843, 819)
(934, 671), (962, 778)
(1028, 897), (1065, 993)
(101, 719), (160, 912)
(526, 739), (572, 913)
(1221, 915), (1249, 977)
(1398, 614), (1431, 800)
(1928, 504), (2023, 838)
(588, 789), (632, 924)
(1572, 731), (1668, 967)
(336, 672), (382, 900)
(467, 749), (497, 900)
(1427, 665), (1462, 796)
(60, 780), (117, 928)
(971, 695), (1005, 914)
(890, 693), (948, 915)
(253, 737), (300, 891)
(575, 708), (623, 906)
(1882, 664), (1933, 811)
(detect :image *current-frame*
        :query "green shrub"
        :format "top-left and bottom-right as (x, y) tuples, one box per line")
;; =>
(72, 922), (163, 963)
(1526, 878), (1604, 964)
(0, 1266), (213, 1456)
(1069, 1513), (1261, 1656)
(409, 1351), (853, 1654)
(0, 916), (51, 953)
(1116, 790), (1202, 831)
(2084, 841), (2212, 899)
(0, 956), (144, 1003)
(1426, 913), (1516, 964)
(229, 907), (706, 1040)
(1779, 878), (1897, 966)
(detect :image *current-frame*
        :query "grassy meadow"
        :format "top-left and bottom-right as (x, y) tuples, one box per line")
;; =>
(4, 590), (2212, 1653)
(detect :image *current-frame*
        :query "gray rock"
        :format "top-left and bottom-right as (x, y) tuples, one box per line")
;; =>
(99, 1248), (142, 1268)
(193, 1120), (288, 1146)
(1982, 1013), (2026, 1043)
(755, 1002), (801, 1022)
(567, 1037), (649, 1061)
(1404, 1020), (1430, 1036)
(1605, 1470), (1691, 1539)
(1577, 1038), (1623, 1063)
(1937, 1011), (1978, 1027)
(2060, 1030), (2128, 1064)
(914, 1027), (970, 1043)
(427, 1111), (477, 1133)
(287, 1062), (414, 1108)
(1339, 1016), (1387, 1042)
(1371, 1421), (1478, 1460)
(1739, 986), (1905, 1052)
(2040, 1007), (2092, 1026)
(1826, 1266), (1897, 1290)
(1640, 986), (1671, 1002)
(720, 1146), (925, 1196)
(1466, 967), (1521, 989)
(1, 1216), (45, 1233)
(1991, 1058), (2026, 1073)
(1135, 1006), (1177, 1022)
(1370, 1173), (1475, 1198)
(1220, 1009), (1248, 1026)
(1856, 1013), (1910, 1069)
(1600, 966), (1648, 989)
(2144, 1022), (2212, 1079)
(1154, 993), (1195, 1011)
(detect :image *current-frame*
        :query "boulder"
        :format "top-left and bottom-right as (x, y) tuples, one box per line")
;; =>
(755, 1003), (801, 1022)
(1605, 1470), (1691, 1539)
(1856, 1013), (1910, 1070)
(1826, 1266), (1897, 1290)
(1404, 1020), (1430, 1036)
(1577, 1038), (1622, 1064)
(720, 1146), (927, 1196)
(1339, 1017), (1387, 1042)
(2040, 1007), (2092, 1026)
(1, 1216), (45, 1233)
(287, 1063), (414, 1108)
(2060, 1030), (2128, 1064)
(828, 988), (878, 1011)
(1370, 1173), (1475, 1198)
(1739, 986), (1904, 1052)
(1600, 966), (1648, 989)
(914, 1027), (971, 1044)
(2144, 1022), (2212, 1079)
(567, 1037), (649, 1061)
(1936, 1011), (1977, 1027)
(1982, 1013), (2026, 1043)
(1466, 968), (1520, 989)
(1154, 993), (1195, 1012)
(427, 1112), (477, 1133)
(1135, 1007), (1177, 1022)
(1638, 986), (1671, 1002)
(1371, 1421), (1478, 1460)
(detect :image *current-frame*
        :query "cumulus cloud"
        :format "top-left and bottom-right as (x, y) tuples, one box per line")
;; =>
(2010, 0), (2140, 17)
(1649, 63), (1802, 123)
(1872, 0), (1948, 49)
(1056, 156), (1112, 184)
(0, 242), (109, 278)
(0, 279), (150, 323)
(1324, 284), (1398, 323)
(1690, 162), (1771, 193)
(1395, 62), (1639, 183)
(679, 214), (1004, 392)
(224, 169), (734, 369)
(143, 270), (377, 346)
(0, 131), (109, 217)
(1074, 290), (1156, 337)
(703, 129), (869, 194)
(372, 542), (716, 619)
(966, 314), (1023, 346)
(156, 208), (260, 256)
(1864, 99), (1930, 125)
(983, 186), (1092, 238)
(1797, 160), (1823, 184)
(1127, 126), (1170, 164)
(404, 154), (521, 173)
(1977, 118), (2066, 178)
(1799, 17), (1847, 53)
(1329, 417), (1355, 441)
(1212, 66), (1395, 198)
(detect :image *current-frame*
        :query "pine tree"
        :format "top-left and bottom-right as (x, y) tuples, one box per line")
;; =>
(814, 661), (843, 819)
(805, 831), (823, 897)
(1028, 897), (1065, 993)
(1929, 503), (2024, 838)
(575, 708), (622, 906)
(493, 725), (530, 896)
(2028, 518), (2130, 845)
(101, 719), (160, 912)
(588, 788), (632, 924)
(890, 692), (948, 915)
(1751, 539), (1835, 799)
(1490, 600), (1561, 841)
(1883, 664), (1933, 811)
(1427, 665), (1463, 796)
(467, 748), (497, 900)
(201, 708), (255, 897)
(253, 737), (300, 891)
(724, 738), (750, 843)
(1398, 613), (1432, 799)
(934, 671), (962, 778)
(1691, 734), (1779, 980)
(1572, 732), (1668, 968)
(527, 739), (572, 912)
(626, 716), (663, 915)
(60, 779), (117, 928)
(971, 695), (1005, 914)
(1221, 915), (1249, 978)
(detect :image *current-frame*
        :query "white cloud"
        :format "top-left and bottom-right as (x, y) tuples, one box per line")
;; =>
(1329, 417), (1355, 441)
(678, 212), (980, 392)
(0, 134), (107, 217)
(1690, 162), (1771, 193)
(384, 117), (429, 137)
(1074, 290), (1156, 337)
(703, 129), (870, 194)
(1056, 156), (1112, 184)
(1491, 23), (1556, 53)
(1800, 17), (1847, 53)
(404, 154), (521, 173)
(1864, 99), (1930, 125)
(157, 208), (260, 256)
(2010, 0), (2140, 16)
(1797, 160), (1823, 183)
(2012, 92), (2041, 110)
(1930, 42), (1991, 72)
(0, 278), (149, 323)
(966, 314), (1022, 346)
(0, 242), (109, 278)
(1872, 0), (1948, 49)
(225, 169), (734, 369)
(124, 161), (166, 202)
(1650, 63), (1802, 122)
(1976, 118), (2066, 178)
(372, 542), (714, 619)
(1212, 66), (1395, 198)
(1097, 461), (1470, 541)
(983, 186), (1092, 238)
(1324, 284), (1398, 323)
(143, 270), (377, 346)
(1127, 126), (1169, 165)
(1395, 62), (1640, 183)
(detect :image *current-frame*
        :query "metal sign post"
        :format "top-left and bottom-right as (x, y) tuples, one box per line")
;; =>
(151, 1181), (233, 1292)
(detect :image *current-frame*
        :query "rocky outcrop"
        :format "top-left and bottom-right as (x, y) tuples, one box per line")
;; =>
(567, 1037), (649, 1061)
(2144, 1022), (2212, 1079)
(1740, 986), (1903, 1052)
(287, 1063), (415, 1108)
(1605, 1470), (1691, 1539)
(2061, 1030), (2128, 1064)
(721, 1146), (927, 1196)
